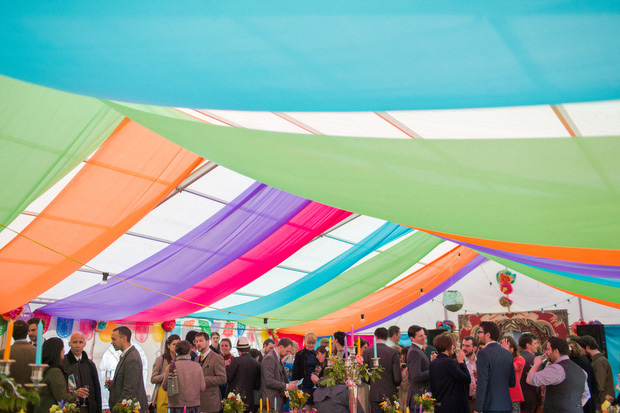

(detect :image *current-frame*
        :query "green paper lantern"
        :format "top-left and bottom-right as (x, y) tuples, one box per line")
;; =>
(442, 290), (464, 312)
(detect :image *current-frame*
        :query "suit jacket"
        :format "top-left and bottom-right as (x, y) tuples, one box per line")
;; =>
(260, 349), (288, 412)
(474, 342), (516, 413)
(227, 353), (261, 410)
(197, 350), (226, 413)
(109, 346), (148, 413)
(1, 340), (36, 385)
(63, 351), (102, 413)
(406, 344), (430, 408)
(363, 343), (402, 403)
(520, 350), (541, 412)
(429, 354), (470, 413)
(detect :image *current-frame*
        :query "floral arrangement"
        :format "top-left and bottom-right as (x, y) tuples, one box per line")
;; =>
(112, 398), (141, 413)
(601, 400), (620, 413)
(50, 401), (78, 413)
(222, 392), (245, 413)
(322, 354), (382, 388)
(161, 320), (176, 332)
(499, 296), (513, 307)
(413, 392), (439, 413)
(380, 395), (403, 413)
(0, 372), (40, 411)
(496, 270), (516, 284)
(286, 389), (310, 410)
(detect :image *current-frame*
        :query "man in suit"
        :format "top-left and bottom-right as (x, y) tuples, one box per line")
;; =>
(579, 334), (615, 408)
(261, 337), (297, 412)
(64, 332), (102, 413)
(363, 327), (402, 413)
(194, 332), (226, 413)
(258, 339), (275, 363)
(27, 318), (44, 347)
(106, 326), (148, 413)
(518, 333), (541, 413)
(406, 325), (430, 411)
(0, 320), (35, 386)
(474, 321), (515, 413)
(227, 337), (261, 412)
(461, 335), (478, 413)
(385, 326), (401, 347)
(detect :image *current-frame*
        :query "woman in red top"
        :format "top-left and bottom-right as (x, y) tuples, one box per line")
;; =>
(501, 336), (525, 413)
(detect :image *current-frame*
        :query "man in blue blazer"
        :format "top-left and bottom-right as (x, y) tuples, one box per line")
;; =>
(474, 321), (515, 413)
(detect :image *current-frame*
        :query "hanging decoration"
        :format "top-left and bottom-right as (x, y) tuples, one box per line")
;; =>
(95, 321), (108, 332)
(0, 318), (7, 336)
(261, 328), (270, 343)
(33, 311), (51, 334)
(570, 320), (587, 335)
(134, 322), (149, 343)
(2, 307), (23, 321)
(435, 320), (455, 332)
(211, 321), (220, 334)
(441, 290), (464, 312)
(162, 320), (176, 332)
(247, 327), (256, 343)
(198, 320), (211, 334)
(98, 321), (116, 343)
(499, 297), (513, 308)
(56, 318), (74, 338)
(223, 322), (234, 338)
(496, 270), (517, 284)
(499, 284), (513, 295)
(16, 304), (33, 322)
(152, 323), (165, 343)
(237, 322), (246, 337)
(79, 320), (95, 341)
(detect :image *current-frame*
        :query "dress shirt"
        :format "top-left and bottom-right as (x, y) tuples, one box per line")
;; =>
(199, 348), (211, 362)
(528, 355), (590, 400)
(412, 342), (424, 350)
(466, 356), (477, 397)
(121, 345), (133, 358)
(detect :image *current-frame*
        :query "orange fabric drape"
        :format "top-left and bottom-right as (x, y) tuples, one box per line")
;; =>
(0, 119), (203, 313)
(280, 246), (478, 336)
(414, 227), (620, 266)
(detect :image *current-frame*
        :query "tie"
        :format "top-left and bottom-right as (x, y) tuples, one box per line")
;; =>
(200, 354), (204, 363)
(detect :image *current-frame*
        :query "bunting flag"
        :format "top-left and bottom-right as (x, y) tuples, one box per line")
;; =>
(134, 322), (149, 343)
(56, 317), (74, 338)
(198, 320), (211, 334)
(236, 323), (246, 337)
(79, 320), (94, 341)
(223, 322), (234, 338)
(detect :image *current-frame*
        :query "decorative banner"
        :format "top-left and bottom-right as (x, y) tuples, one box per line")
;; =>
(3, 307), (23, 321)
(211, 321), (220, 333)
(79, 320), (95, 341)
(56, 318), (74, 338)
(95, 321), (108, 332)
(152, 323), (165, 343)
(98, 321), (116, 343)
(162, 320), (176, 332)
(247, 327), (256, 344)
(0, 318), (7, 336)
(33, 311), (51, 334)
(16, 304), (33, 322)
(198, 320), (211, 334)
(134, 322), (149, 343)
(223, 322), (234, 338)
(236, 322), (246, 337)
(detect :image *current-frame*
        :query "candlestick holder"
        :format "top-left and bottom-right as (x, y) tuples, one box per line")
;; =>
(344, 357), (352, 368)
(25, 363), (48, 388)
(347, 345), (356, 356)
(0, 359), (15, 375)
(371, 357), (380, 369)
(326, 357), (334, 368)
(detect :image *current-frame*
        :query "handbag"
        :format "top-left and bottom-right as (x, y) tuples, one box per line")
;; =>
(167, 373), (179, 397)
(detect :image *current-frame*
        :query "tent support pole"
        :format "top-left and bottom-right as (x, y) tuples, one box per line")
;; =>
(578, 297), (584, 320)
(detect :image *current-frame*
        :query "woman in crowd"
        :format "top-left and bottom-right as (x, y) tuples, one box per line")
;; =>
(398, 346), (410, 407)
(501, 336), (524, 413)
(429, 334), (470, 413)
(36, 338), (89, 413)
(163, 340), (205, 413)
(568, 340), (598, 413)
(151, 334), (180, 413)
(220, 338), (234, 366)
(292, 332), (318, 405)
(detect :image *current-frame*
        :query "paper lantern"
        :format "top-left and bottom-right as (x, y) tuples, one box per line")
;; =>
(496, 270), (516, 284)
(98, 321), (116, 342)
(435, 320), (455, 332)
(442, 290), (464, 312)
(95, 321), (108, 332)
(499, 283), (513, 295)
(162, 320), (176, 332)
(499, 297), (513, 307)
(152, 323), (165, 343)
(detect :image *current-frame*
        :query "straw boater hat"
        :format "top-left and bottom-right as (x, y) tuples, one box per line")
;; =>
(236, 337), (251, 350)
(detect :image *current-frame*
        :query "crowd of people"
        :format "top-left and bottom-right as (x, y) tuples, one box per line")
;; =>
(2, 318), (619, 413)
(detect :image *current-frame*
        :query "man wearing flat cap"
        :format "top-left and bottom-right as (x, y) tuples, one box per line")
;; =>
(227, 337), (261, 412)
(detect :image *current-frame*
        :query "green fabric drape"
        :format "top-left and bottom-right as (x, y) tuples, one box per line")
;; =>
(0, 76), (123, 230)
(238, 231), (443, 328)
(106, 101), (620, 251)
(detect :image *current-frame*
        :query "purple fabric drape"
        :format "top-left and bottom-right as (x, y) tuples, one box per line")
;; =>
(41, 182), (309, 320)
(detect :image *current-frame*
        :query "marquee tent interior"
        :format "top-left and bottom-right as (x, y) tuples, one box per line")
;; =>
(1, 2), (620, 401)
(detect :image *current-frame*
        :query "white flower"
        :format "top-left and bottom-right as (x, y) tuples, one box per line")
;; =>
(122, 400), (127, 405)
(236, 394), (241, 402)
(135, 402), (141, 409)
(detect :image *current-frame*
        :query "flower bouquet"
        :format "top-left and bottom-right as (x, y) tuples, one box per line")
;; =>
(222, 392), (245, 413)
(413, 392), (439, 413)
(322, 354), (382, 388)
(602, 400), (620, 413)
(112, 398), (141, 413)
(49, 401), (78, 413)
(380, 395), (403, 413)
(286, 389), (309, 411)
